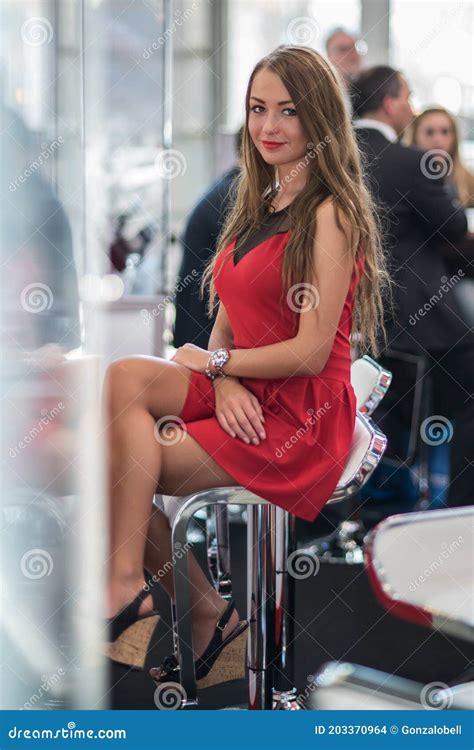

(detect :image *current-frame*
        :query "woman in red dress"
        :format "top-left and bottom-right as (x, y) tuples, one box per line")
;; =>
(104, 46), (391, 686)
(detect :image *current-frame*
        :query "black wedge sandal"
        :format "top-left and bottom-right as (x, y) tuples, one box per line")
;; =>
(150, 599), (248, 689)
(105, 584), (160, 669)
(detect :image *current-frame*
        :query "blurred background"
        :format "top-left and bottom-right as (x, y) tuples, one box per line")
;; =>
(0, 0), (472, 710)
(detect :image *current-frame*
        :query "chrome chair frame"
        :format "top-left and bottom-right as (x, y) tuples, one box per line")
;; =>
(167, 411), (387, 709)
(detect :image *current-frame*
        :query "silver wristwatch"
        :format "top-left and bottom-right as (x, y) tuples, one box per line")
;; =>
(205, 347), (230, 380)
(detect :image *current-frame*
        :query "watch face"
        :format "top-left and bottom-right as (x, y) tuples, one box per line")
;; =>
(213, 349), (229, 366)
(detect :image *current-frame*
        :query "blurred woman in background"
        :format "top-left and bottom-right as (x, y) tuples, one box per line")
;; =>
(408, 106), (474, 208)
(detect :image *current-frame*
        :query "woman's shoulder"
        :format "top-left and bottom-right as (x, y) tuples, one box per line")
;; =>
(314, 197), (355, 241)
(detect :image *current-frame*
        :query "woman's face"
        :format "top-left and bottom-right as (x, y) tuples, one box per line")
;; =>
(248, 68), (309, 168)
(415, 113), (455, 156)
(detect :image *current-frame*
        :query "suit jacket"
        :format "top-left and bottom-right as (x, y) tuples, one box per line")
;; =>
(355, 126), (470, 353)
(173, 166), (240, 348)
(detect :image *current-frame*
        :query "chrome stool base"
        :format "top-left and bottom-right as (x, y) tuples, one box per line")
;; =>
(272, 688), (302, 710)
(166, 487), (297, 710)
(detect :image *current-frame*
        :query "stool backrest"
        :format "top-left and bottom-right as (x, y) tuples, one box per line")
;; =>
(351, 355), (392, 416)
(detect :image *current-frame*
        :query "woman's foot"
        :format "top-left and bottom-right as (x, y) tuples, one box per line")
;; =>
(150, 598), (248, 688)
(191, 598), (240, 660)
(105, 576), (160, 670)
(107, 576), (154, 620)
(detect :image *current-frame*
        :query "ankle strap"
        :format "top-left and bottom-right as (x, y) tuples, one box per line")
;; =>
(127, 580), (154, 617)
(216, 600), (235, 632)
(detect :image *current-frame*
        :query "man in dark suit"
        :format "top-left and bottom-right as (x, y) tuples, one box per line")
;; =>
(351, 66), (473, 507)
(173, 130), (242, 348)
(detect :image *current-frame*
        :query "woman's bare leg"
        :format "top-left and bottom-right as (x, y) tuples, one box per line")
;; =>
(144, 508), (239, 656)
(105, 356), (240, 654)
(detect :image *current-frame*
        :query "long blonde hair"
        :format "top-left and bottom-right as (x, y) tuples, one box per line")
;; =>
(408, 107), (474, 208)
(201, 45), (392, 355)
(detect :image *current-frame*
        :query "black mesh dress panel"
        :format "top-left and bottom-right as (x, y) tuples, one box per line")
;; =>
(233, 207), (291, 266)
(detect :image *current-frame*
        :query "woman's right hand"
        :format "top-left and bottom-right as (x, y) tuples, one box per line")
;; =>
(213, 376), (266, 445)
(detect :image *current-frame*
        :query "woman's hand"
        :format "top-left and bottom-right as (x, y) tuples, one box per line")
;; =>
(170, 343), (210, 373)
(213, 376), (266, 446)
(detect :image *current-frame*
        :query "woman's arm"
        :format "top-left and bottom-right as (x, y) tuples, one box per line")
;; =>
(208, 302), (235, 352)
(222, 199), (356, 379)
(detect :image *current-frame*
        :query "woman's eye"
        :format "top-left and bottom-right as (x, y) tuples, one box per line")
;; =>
(283, 108), (297, 116)
(251, 105), (264, 113)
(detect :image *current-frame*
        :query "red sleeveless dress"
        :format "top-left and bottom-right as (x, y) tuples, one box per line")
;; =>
(178, 210), (364, 522)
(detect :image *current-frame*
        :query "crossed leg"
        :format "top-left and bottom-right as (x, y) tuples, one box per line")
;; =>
(105, 355), (240, 656)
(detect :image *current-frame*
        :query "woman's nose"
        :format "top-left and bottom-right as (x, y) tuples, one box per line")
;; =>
(262, 112), (282, 133)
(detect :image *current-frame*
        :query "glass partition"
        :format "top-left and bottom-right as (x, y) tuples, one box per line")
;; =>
(0, 0), (169, 710)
